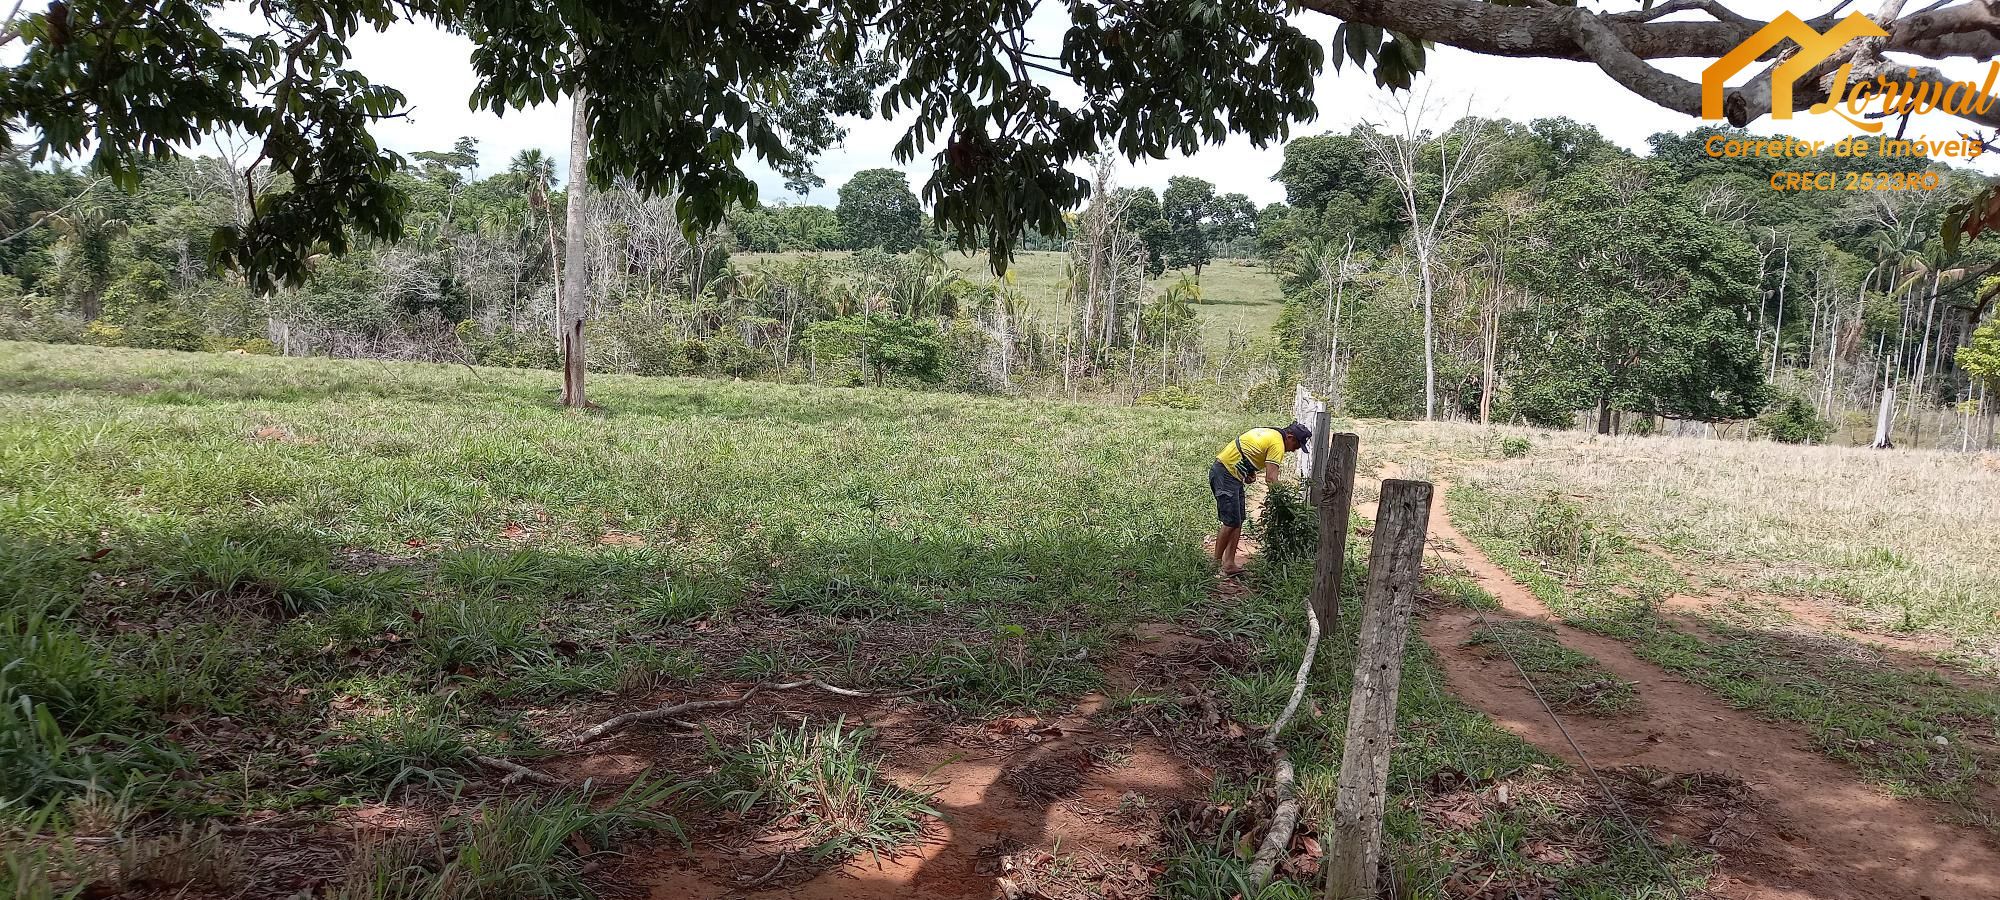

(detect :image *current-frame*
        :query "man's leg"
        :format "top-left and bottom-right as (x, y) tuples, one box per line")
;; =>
(1209, 460), (1246, 574)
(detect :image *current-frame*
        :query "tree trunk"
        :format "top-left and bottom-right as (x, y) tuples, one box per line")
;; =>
(1908, 273), (1940, 447)
(560, 91), (592, 409)
(1596, 389), (1612, 435)
(1479, 306), (1497, 425)
(1982, 381), (1994, 451)
(1769, 242), (1789, 379)
(1872, 387), (1896, 448)
(1420, 242), (1438, 422)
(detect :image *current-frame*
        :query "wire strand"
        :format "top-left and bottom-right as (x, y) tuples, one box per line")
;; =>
(1472, 610), (1693, 900)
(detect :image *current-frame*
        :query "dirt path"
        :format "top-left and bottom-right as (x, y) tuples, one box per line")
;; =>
(1420, 492), (2000, 900)
(627, 625), (1208, 899)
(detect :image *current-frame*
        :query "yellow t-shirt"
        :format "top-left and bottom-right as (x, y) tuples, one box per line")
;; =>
(1216, 427), (1286, 482)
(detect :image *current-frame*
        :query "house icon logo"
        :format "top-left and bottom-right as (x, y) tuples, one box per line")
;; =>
(1700, 12), (1888, 121)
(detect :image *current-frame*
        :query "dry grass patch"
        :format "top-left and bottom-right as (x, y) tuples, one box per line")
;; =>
(1363, 422), (2000, 664)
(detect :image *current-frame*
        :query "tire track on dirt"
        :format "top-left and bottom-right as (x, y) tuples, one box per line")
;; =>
(1420, 488), (2000, 900)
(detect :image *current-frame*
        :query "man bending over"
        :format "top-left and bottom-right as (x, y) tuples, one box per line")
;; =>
(1209, 421), (1311, 576)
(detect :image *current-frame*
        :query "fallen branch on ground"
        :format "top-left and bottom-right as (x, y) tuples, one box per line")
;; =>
(740, 852), (790, 888)
(474, 754), (564, 787)
(574, 678), (944, 745)
(1246, 588), (1324, 889)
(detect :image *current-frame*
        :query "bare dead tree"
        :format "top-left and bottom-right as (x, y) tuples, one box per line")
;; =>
(1066, 158), (1149, 377)
(1360, 90), (1493, 421)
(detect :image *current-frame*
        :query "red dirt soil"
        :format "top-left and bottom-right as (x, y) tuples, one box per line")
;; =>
(619, 626), (1209, 899)
(1420, 490), (2000, 900)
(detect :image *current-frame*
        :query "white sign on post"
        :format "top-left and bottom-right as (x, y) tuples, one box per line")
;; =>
(1291, 385), (1327, 502)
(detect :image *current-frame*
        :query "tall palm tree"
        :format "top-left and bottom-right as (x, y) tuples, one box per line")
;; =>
(46, 205), (126, 320)
(507, 149), (562, 329)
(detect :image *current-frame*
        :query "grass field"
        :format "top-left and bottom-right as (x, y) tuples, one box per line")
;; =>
(733, 249), (1288, 348)
(0, 343), (1705, 899)
(1358, 421), (2000, 837)
(1380, 425), (2000, 658)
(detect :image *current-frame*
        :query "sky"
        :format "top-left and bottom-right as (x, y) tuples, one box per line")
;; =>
(228, 1), (2000, 207)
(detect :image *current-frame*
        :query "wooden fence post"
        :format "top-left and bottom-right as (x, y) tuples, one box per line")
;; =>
(1326, 478), (1433, 900)
(1308, 432), (1359, 635)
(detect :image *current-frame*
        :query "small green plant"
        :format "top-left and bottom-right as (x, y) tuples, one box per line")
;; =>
(1498, 435), (1532, 458)
(632, 581), (713, 624)
(2, 801), (90, 900)
(436, 549), (561, 599)
(317, 702), (480, 796)
(327, 779), (684, 900)
(1426, 574), (1499, 611)
(504, 644), (701, 699)
(706, 719), (933, 861)
(1253, 481), (1316, 563)
(924, 626), (1101, 713)
(413, 598), (551, 672)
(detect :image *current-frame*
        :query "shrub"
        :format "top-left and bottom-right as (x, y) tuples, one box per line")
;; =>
(1137, 384), (1206, 410)
(1254, 481), (1317, 563)
(1342, 296), (1424, 419)
(455, 321), (558, 370)
(1497, 435), (1532, 458)
(1239, 373), (1298, 415)
(1755, 391), (1833, 444)
(1525, 491), (1617, 568)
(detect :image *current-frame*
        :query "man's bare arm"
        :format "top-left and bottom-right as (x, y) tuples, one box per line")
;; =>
(1264, 462), (1283, 485)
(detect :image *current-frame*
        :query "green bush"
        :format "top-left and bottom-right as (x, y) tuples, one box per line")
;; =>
(1754, 391), (1833, 444)
(456, 321), (558, 370)
(1239, 374), (1299, 415)
(1254, 481), (1317, 563)
(1138, 384), (1207, 409)
(1342, 296), (1424, 419)
(1498, 435), (1532, 458)
(1525, 491), (1617, 568)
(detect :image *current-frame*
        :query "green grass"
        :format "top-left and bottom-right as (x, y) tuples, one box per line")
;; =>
(328, 780), (684, 900)
(703, 718), (933, 861)
(734, 249), (1287, 348)
(0, 342), (1745, 897)
(1448, 481), (2000, 835)
(0, 341), (1247, 822)
(1465, 621), (1640, 716)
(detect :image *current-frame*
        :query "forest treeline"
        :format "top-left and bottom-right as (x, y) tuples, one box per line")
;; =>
(2, 114), (1997, 447)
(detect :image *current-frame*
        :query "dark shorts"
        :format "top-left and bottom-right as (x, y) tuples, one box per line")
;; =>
(1209, 460), (1246, 527)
